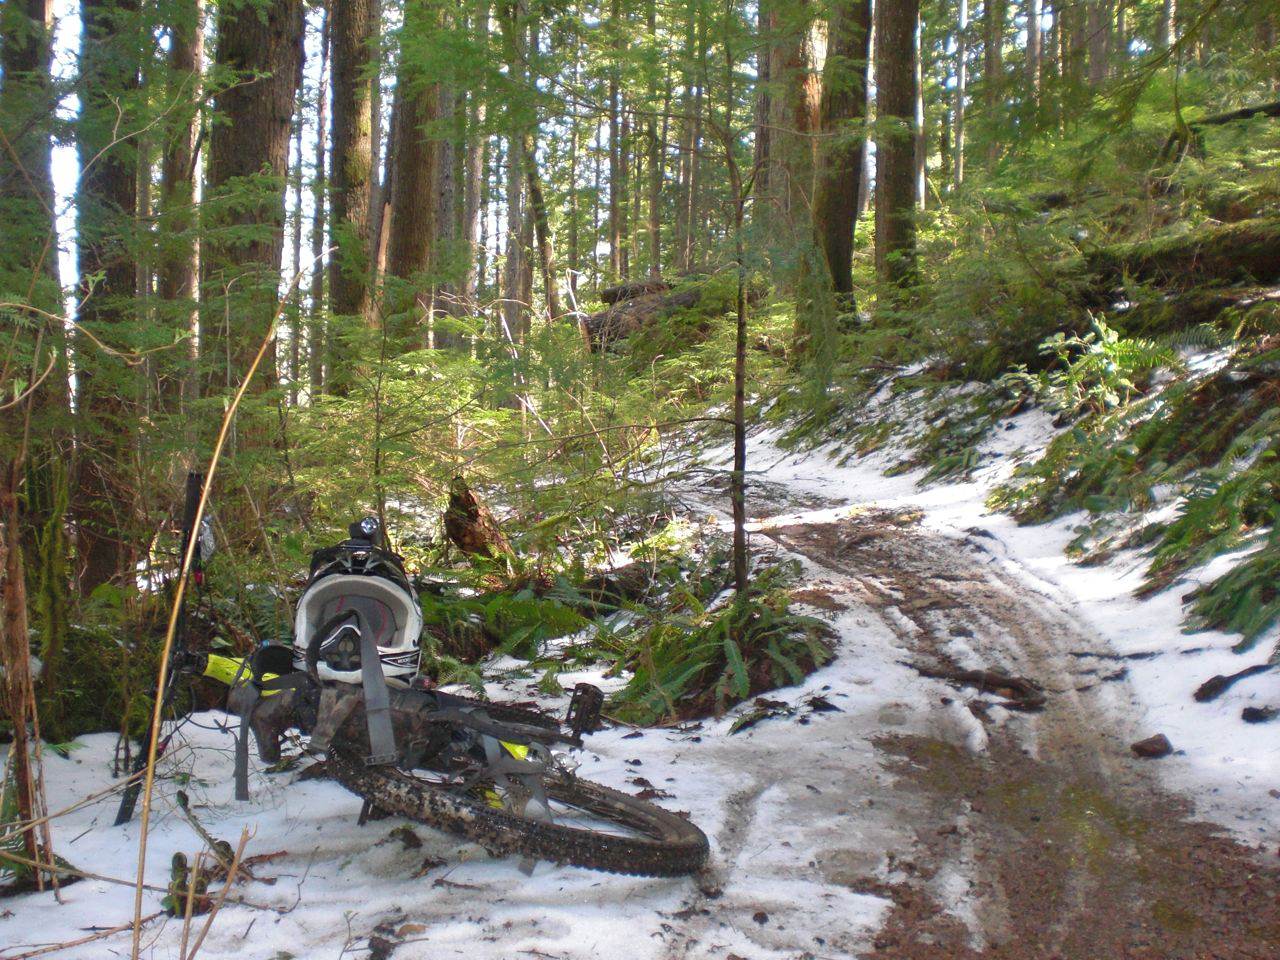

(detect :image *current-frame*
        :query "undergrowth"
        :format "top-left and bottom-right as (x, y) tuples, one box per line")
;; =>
(607, 564), (834, 725)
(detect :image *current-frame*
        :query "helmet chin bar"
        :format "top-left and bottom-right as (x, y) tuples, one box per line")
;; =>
(318, 613), (363, 674)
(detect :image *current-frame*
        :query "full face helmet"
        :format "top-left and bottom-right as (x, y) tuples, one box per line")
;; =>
(293, 517), (423, 684)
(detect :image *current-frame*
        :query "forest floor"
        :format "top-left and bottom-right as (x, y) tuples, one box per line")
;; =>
(4, 416), (1279, 959)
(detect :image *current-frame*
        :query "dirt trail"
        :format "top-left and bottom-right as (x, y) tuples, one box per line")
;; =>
(763, 509), (1280, 959)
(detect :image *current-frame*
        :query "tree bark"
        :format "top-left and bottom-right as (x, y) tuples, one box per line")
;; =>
(1, 462), (43, 869)
(0, 0), (66, 412)
(385, 0), (442, 346)
(288, 105), (305, 403)
(607, 0), (623, 280)
(812, 0), (872, 297)
(524, 137), (563, 322)
(203, 0), (305, 394)
(647, 79), (667, 279)
(1086, 0), (1109, 85)
(983, 0), (1005, 163)
(1158, 0), (1176, 49)
(462, 0), (488, 311)
(156, 0), (203, 412)
(328, 0), (376, 389)
(874, 0), (919, 285)
(1025, 0), (1042, 99)
(566, 29), (581, 294)
(431, 82), (459, 346)
(681, 9), (708, 273)
(366, 0), (385, 267)
(753, 0), (773, 204)
(767, 0), (821, 231)
(75, 0), (141, 591)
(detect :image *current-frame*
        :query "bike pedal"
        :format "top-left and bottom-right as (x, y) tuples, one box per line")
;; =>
(566, 683), (604, 738)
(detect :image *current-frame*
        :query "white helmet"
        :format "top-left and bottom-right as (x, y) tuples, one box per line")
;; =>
(293, 518), (422, 684)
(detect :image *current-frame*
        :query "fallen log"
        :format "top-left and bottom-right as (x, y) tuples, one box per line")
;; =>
(583, 279), (767, 352)
(1110, 285), (1280, 338)
(584, 286), (706, 350)
(598, 278), (670, 304)
(1100, 223), (1276, 285)
(1082, 218), (1280, 292)
(902, 661), (1047, 711)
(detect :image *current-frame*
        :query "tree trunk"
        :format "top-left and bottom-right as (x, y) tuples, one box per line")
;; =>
(503, 133), (525, 340)
(566, 31), (580, 295)
(674, 0), (699, 265)
(0, 0), (67, 415)
(308, 3), (330, 395)
(647, 80), (666, 279)
(203, 0), (305, 394)
(432, 83), (459, 346)
(753, 0), (773, 205)
(523, 138), (563, 322)
(983, 0), (1005, 164)
(1158, 0), (1176, 49)
(75, 0), (141, 591)
(812, 0), (872, 296)
(1086, 1), (1109, 85)
(288, 107), (305, 403)
(366, 0), (385, 267)
(462, 0), (488, 311)
(1026, 0), (1042, 99)
(681, 8), (708, 273)
(156, 0), (203, 412)
(385, 0), (442, 346)
(0, 0), (72, 737)
(463, 98), (487, 310)
(607, 0), (623, 280)
(328, 0), (376, 389)
(1, 462), (43, 871)
(767, 0), (820, 232)
(874, 0), (919, 285)
(953, 0), (968, 187)
(591, 120), (603, 287)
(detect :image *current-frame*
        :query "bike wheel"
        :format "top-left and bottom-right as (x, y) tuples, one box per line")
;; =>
(326, 712), (709, 877)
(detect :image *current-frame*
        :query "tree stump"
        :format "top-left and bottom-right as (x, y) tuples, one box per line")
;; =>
(443, 476), (511, 560)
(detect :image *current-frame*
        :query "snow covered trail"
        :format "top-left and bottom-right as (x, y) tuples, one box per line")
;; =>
(4, 419), (1279, 959)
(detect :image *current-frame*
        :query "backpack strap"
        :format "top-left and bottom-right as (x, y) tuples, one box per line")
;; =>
(359, 622), (398, 765)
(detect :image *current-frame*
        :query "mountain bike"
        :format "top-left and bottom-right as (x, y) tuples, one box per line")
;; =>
(119, 495), (709, 878)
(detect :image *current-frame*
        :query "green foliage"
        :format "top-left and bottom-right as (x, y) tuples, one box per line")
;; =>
(609, 565), (833, 726)
(1184, 531), (1280, 654)
(1002, 318), (1180, 419)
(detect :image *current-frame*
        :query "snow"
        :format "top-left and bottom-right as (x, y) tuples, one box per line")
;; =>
(2, 604), (928, 958)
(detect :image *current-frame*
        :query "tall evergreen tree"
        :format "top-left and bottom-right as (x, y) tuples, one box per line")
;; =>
(812, 0), (873, 297)
(874, 0), (920, 285)
(202, 0), (305, 393)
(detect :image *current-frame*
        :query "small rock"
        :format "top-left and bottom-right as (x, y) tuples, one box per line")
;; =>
(752, 911), (769, 925)
(1131, 734), (1173, 759)
(388, 826), (422, 850)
